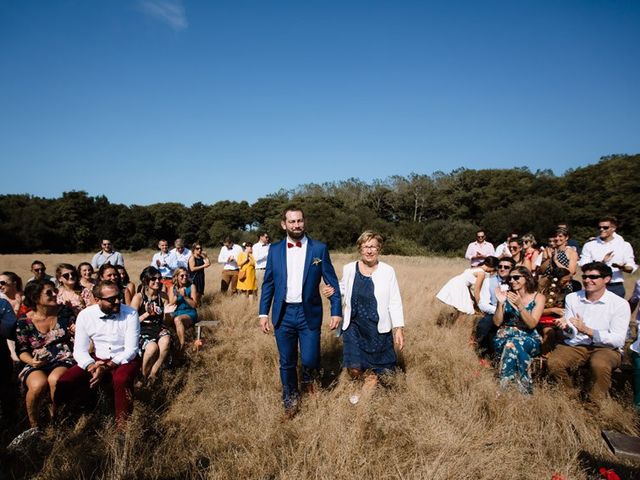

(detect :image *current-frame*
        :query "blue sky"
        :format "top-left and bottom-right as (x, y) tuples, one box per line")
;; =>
(1, 0), (638, 206)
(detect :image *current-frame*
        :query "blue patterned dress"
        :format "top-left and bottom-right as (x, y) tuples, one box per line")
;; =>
(492, 297), (541, 394)
(342, 263), (396, 374)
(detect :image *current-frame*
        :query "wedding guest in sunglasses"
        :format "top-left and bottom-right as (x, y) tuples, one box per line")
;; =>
(540, 227), (579, 291)
(116, 265), (136, 305)
(131, 267), (171, 383)
(547, 262), (630, 402)
(90, 239), (125, 270)
(13, 281), (76, 439)
(0, 271), (28, 317)
(167, 267), (198, 351)
(521, 234), (541, 273)
(55, 264), (86, 315)
(493, 266), (544, 394)
(54, 280), (140, 431)
(26, 260), (56, 286)
(579, 216), (637, 297)
(507, 238), (526, 267)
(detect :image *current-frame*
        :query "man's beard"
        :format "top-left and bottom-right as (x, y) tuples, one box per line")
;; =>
(287, 228), (305, 240)
(100, 303), (121, 315)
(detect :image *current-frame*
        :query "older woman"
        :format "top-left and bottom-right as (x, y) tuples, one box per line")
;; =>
(168, 267), (198, 350)
(236, 242), (257, 297)
(55, 264), (86, 315)
(15, 280), (75, 431)
(326, 231), (405, 399)
(493, 266), (545, 394)
(131, 267), (171, 382)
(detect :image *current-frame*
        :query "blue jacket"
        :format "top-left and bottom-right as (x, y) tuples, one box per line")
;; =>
(259, 237), (342, 329)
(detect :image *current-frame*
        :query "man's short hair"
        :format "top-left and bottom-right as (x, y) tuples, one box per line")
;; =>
(223, 236), (234, 244)
(158, 239), (168, 245)
(581, 261), (613, 278)
(599, 215), (618, 226)
(31, 260), (45, 269)
(498, 257), (516, 268)
(281, 204), (305, 222)
(93, 280), (120, 300)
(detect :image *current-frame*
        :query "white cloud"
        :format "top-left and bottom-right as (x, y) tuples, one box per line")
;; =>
(138, 0), (188, 31)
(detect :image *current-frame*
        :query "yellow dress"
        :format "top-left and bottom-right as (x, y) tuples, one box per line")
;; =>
(236, 252), (257, 292)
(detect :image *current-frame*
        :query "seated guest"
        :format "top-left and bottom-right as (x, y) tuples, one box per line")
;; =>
(475, 257), (515, 357)
(55, 264), (86, 315)
(493, 267), (544, 394)
(495, 232), (519, 258)
(629, 279), (640, 409)
(26, 260), (57, 286)
(151, 239), (178, 292)
(547, 262), (630, 402)
(521, 234), (541, 273)
(90, 239), (125, 270)
(171, 238), (192, 270)
(540, 227), (578, 285)
(436, 257), (499, 316)
(97, 264), (125, 303)
(0, 298), (18, 431)
(217, 237), (242, 294)
(188, 242), (211, 304)
(1, 271), (28, 316)
(77, 262), (96, 306)
(507, 238), (526, 267)
(537, 267), (572, 355)
(54, 281), (140, 431)
(116, 265), (135, 305)
(15, 281), (76, 433)
(167, 268), (198, 351)
(236, 242), (257, 298)
(131, 267), (171, 382)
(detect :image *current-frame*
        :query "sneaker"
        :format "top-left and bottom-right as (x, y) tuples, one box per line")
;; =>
(7, 427), (42, 453)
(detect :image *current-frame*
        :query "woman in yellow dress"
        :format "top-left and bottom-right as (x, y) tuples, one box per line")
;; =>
(237, 242), (257, 297)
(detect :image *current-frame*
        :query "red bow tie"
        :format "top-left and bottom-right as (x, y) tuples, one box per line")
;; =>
(287, 241), (302, 248)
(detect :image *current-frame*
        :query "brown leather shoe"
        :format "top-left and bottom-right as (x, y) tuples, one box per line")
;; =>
(301, 382), (317, 396)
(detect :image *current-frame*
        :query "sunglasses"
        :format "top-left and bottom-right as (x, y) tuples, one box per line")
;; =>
(498, 265), (512, 270)
(149, 277), (162, 282)
(508, 246), (520, 250)
(178, 274), (188, 278)
(32, 268), (44, 273)
(0, 280), (8, 286)
(508, 275), (524, 282)
(43, 289), (57, 297)
(582, 274), (605, 280)
(598, 226), (611, 230)
(98, 295), (120, 304)
(61, 272), (76, 280)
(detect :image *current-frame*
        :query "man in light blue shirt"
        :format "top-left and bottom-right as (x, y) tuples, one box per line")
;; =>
(151, 239), (178, 285)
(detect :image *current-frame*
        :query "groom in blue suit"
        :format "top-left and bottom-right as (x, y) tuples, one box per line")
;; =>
(259, 205), (342, 414)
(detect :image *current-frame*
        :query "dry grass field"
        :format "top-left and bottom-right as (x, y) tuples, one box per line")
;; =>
(1, 251), (640, 480)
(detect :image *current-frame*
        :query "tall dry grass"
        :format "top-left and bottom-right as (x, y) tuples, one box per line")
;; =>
(1, 252), (639, 479)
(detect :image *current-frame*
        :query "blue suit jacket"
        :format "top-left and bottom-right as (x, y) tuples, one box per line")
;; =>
(259, 237), (342, 329)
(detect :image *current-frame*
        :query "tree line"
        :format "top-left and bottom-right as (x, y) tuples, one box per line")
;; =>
(1, 154), (637, 256)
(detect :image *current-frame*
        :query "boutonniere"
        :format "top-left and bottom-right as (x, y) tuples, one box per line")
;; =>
(312, 257), (322, 266)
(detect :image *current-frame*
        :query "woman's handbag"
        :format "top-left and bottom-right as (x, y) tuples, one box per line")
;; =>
(238, 269), (247, 282)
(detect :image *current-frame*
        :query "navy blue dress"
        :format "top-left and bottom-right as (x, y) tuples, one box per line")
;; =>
(342, 263), (396, 374)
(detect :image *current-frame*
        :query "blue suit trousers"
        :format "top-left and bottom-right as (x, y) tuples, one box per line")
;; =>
(274, 303), (321, 406)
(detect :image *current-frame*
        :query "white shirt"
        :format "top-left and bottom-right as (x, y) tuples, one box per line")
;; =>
(579, 233), (637, 284)
(562, 289), (631, 350)
(73, 304), (140, 369)
(285, 235), (307, 303)
(478, 274), (508, 315)
(217, 244), (243, 270)
(151, 251), (178, 278)
(253, 241), (270, 269)
(171, 248), (192, 270)
(495, 242), (510, 258)
(465, 241), (496, 266)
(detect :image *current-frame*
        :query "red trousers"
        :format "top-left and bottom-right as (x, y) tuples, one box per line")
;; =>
(55, 357), (141, 426)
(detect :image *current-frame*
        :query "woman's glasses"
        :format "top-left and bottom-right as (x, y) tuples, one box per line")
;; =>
(149, 277), (162, 282)
(61, 272), (76, 280)
(508, 275), (523, 282)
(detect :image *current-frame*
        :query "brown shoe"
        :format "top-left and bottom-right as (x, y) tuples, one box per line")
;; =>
(301, 382), (318, 397)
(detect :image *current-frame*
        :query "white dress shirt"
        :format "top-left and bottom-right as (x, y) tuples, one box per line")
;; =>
(495, 242), (511, 258)
(562, 289), (631, 350)
(73, 304), (140, 369)
(579, 233), (637, 284)
(465, 241), (496, 266)
(217, 244), (243, 270)
(171, 248), (192, 270)
(151, 251), (178, 278)
(253, 241), (270, 269)
(285, 236), (307, 303)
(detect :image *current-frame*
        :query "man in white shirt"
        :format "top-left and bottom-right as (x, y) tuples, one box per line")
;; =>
(547, 262), (631, 401)
(495, 232), (518, 258)
(579, 216), (637, 297)
(90, 239), (125, 270)
(151, 239), (178, 290)
(252, 232), (270, 291)
(217, 237), (243, 294)
(54, 281), (140, 430)
(465, 230), (496, 267)
(475, 257), (515, 356)
(170, 238), (192, 270)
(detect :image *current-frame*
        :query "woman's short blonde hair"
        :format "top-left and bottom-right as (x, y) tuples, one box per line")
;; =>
(356, 231), (384, 251)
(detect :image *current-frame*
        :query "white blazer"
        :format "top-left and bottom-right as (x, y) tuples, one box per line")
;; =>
(340, 261), (404, 333)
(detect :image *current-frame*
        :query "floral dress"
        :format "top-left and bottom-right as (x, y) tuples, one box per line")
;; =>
(492, 298), (541, 394)
(15, 306), (76, 385)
